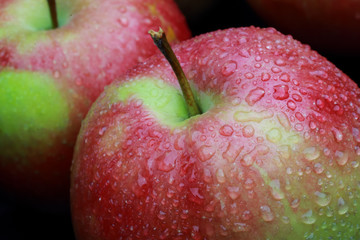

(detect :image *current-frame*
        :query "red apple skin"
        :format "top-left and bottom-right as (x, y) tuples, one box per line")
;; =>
(246, 0), (360, 55)
(0, 0), (190, 204)
(71, 27), (360, 239)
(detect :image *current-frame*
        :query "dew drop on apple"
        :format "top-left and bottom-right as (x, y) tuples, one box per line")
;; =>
(332, 128), (343, 142)
(291, 198), (300, 209)
(260, 205), (274, 222)
(198, 145), (215, 162)
(314, 163), (324, 174)
(279, 73), (290, 82)
(337, 197), (349, 215)
(216, 168), (226, 183)
(245, 87), (265, 106)
(314, 191), (331, 207)
(301, 209), (316, 225)
(335, 150), (349, 166)
(273, 84), (289, 100)
(269, 179), (285, 200)
(219, 125), (234, 136)
(260, 72), (270, 82)
(303, 147), (320, 161)
(221, 60), (237, 76)
(242, 125), (255, 138)
(266, 128), (282, 143)
(287, 100), (297, 110)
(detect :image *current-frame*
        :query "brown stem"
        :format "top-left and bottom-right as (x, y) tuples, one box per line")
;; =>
(149, 28), (201, 117)
(47, 0), (58, 29)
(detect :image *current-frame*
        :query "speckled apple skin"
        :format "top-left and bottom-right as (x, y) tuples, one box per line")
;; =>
(0, 0), (190, 203)
(71, 27), (360, 239)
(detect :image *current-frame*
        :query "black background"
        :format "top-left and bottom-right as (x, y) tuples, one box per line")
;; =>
(0, 1), (358, 239)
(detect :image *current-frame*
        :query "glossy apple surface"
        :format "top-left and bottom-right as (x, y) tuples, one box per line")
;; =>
(0, 0), (190, 203)
(246, 0), (360, 55)
(71, 27), (360, 239)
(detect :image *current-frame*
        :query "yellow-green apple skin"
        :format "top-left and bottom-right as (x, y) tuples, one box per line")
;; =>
(71, 27), (360, 239)
(0, 0), (190, 203)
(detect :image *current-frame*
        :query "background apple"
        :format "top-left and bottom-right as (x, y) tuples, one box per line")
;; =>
(0, 0), (190, 205)
(246, 0), (360, 56)
(71, 27), (360, 239)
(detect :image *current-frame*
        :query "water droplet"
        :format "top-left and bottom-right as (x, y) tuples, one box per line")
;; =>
(189, 188), (204, 205)
(315, 191), (331, 206)
(275, 59), (286, 66)
(338, 197), (349, 215)
(277, 112), (291, 130)
(273, 84), (289, 100)
(245, 72), (254, 79)
(269, 179), (285, 200)
(157, 211), (166, 220)
(198, 145), (215, 162)
(118, 17), (129, 27)
(242, 125), (255, 138)
(301, 210), (316, 224)
(295, 112), (305, 121)
(222, 142), (243, 163)
(232, 222), (250, 232)
(261, 72), (271, 81)
(271, 67), (281, 73)
(291, 198), (300, 209)
(332, 128), (343, 142)
(335, 151), (348, 166)
(157, 153), (175, 172)
(266, 128), (282, 143)
(227, 186), (240, 200)
(287, 100), (297, 110)
(221, 60), (237, 76)
(292, 93), (302, 102)
(235, 109), (273, 123)
(303, 147), (320, 161)
(241, 144), (270, 166)
(216, 169), (226, 183)
(245, 87), (265, 106)
(244, 178), (255, 190)
(260, 205), (274, 222)
(219, 125), (234, 136)
(279, 73), (290, 82)
(316, 99), (325, 109)
(314, 163), (324, 174)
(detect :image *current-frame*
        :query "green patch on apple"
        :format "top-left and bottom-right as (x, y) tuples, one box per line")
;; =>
(114, 78), (219, 127)
(0, 70), (69, 163)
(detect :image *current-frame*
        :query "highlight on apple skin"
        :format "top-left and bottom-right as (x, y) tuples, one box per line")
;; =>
(71, 27), (360, 239)
(0, 0), (190, 204)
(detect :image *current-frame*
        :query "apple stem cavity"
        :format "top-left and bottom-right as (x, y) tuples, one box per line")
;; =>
(47, 0), (59, 29)
(149, 28), (202, 117)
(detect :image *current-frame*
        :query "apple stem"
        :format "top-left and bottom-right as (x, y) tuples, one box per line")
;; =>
(47, 0), (59, 29)
(149, 28), (202, 117)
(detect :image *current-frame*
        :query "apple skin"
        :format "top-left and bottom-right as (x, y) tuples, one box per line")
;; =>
(246, 0), (360, 55)
(71, 27), (360, 239)
(0, 0), (190, 204)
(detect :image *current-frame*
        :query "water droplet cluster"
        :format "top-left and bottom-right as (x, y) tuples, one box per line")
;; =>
(71, 27), (360, 239)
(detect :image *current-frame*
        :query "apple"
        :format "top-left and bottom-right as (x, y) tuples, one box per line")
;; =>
(246, 0), (360, 55)
(0, 0), (190, 204)
(71, 27), (360, 239)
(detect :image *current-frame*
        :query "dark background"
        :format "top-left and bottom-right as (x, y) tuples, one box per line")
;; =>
(0, 1), (358, 239)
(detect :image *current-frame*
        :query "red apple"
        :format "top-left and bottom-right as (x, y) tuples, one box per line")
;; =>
(0, 0), (190, 204)
(246, 0), (360, 55)
(71, 27), (360, 239)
